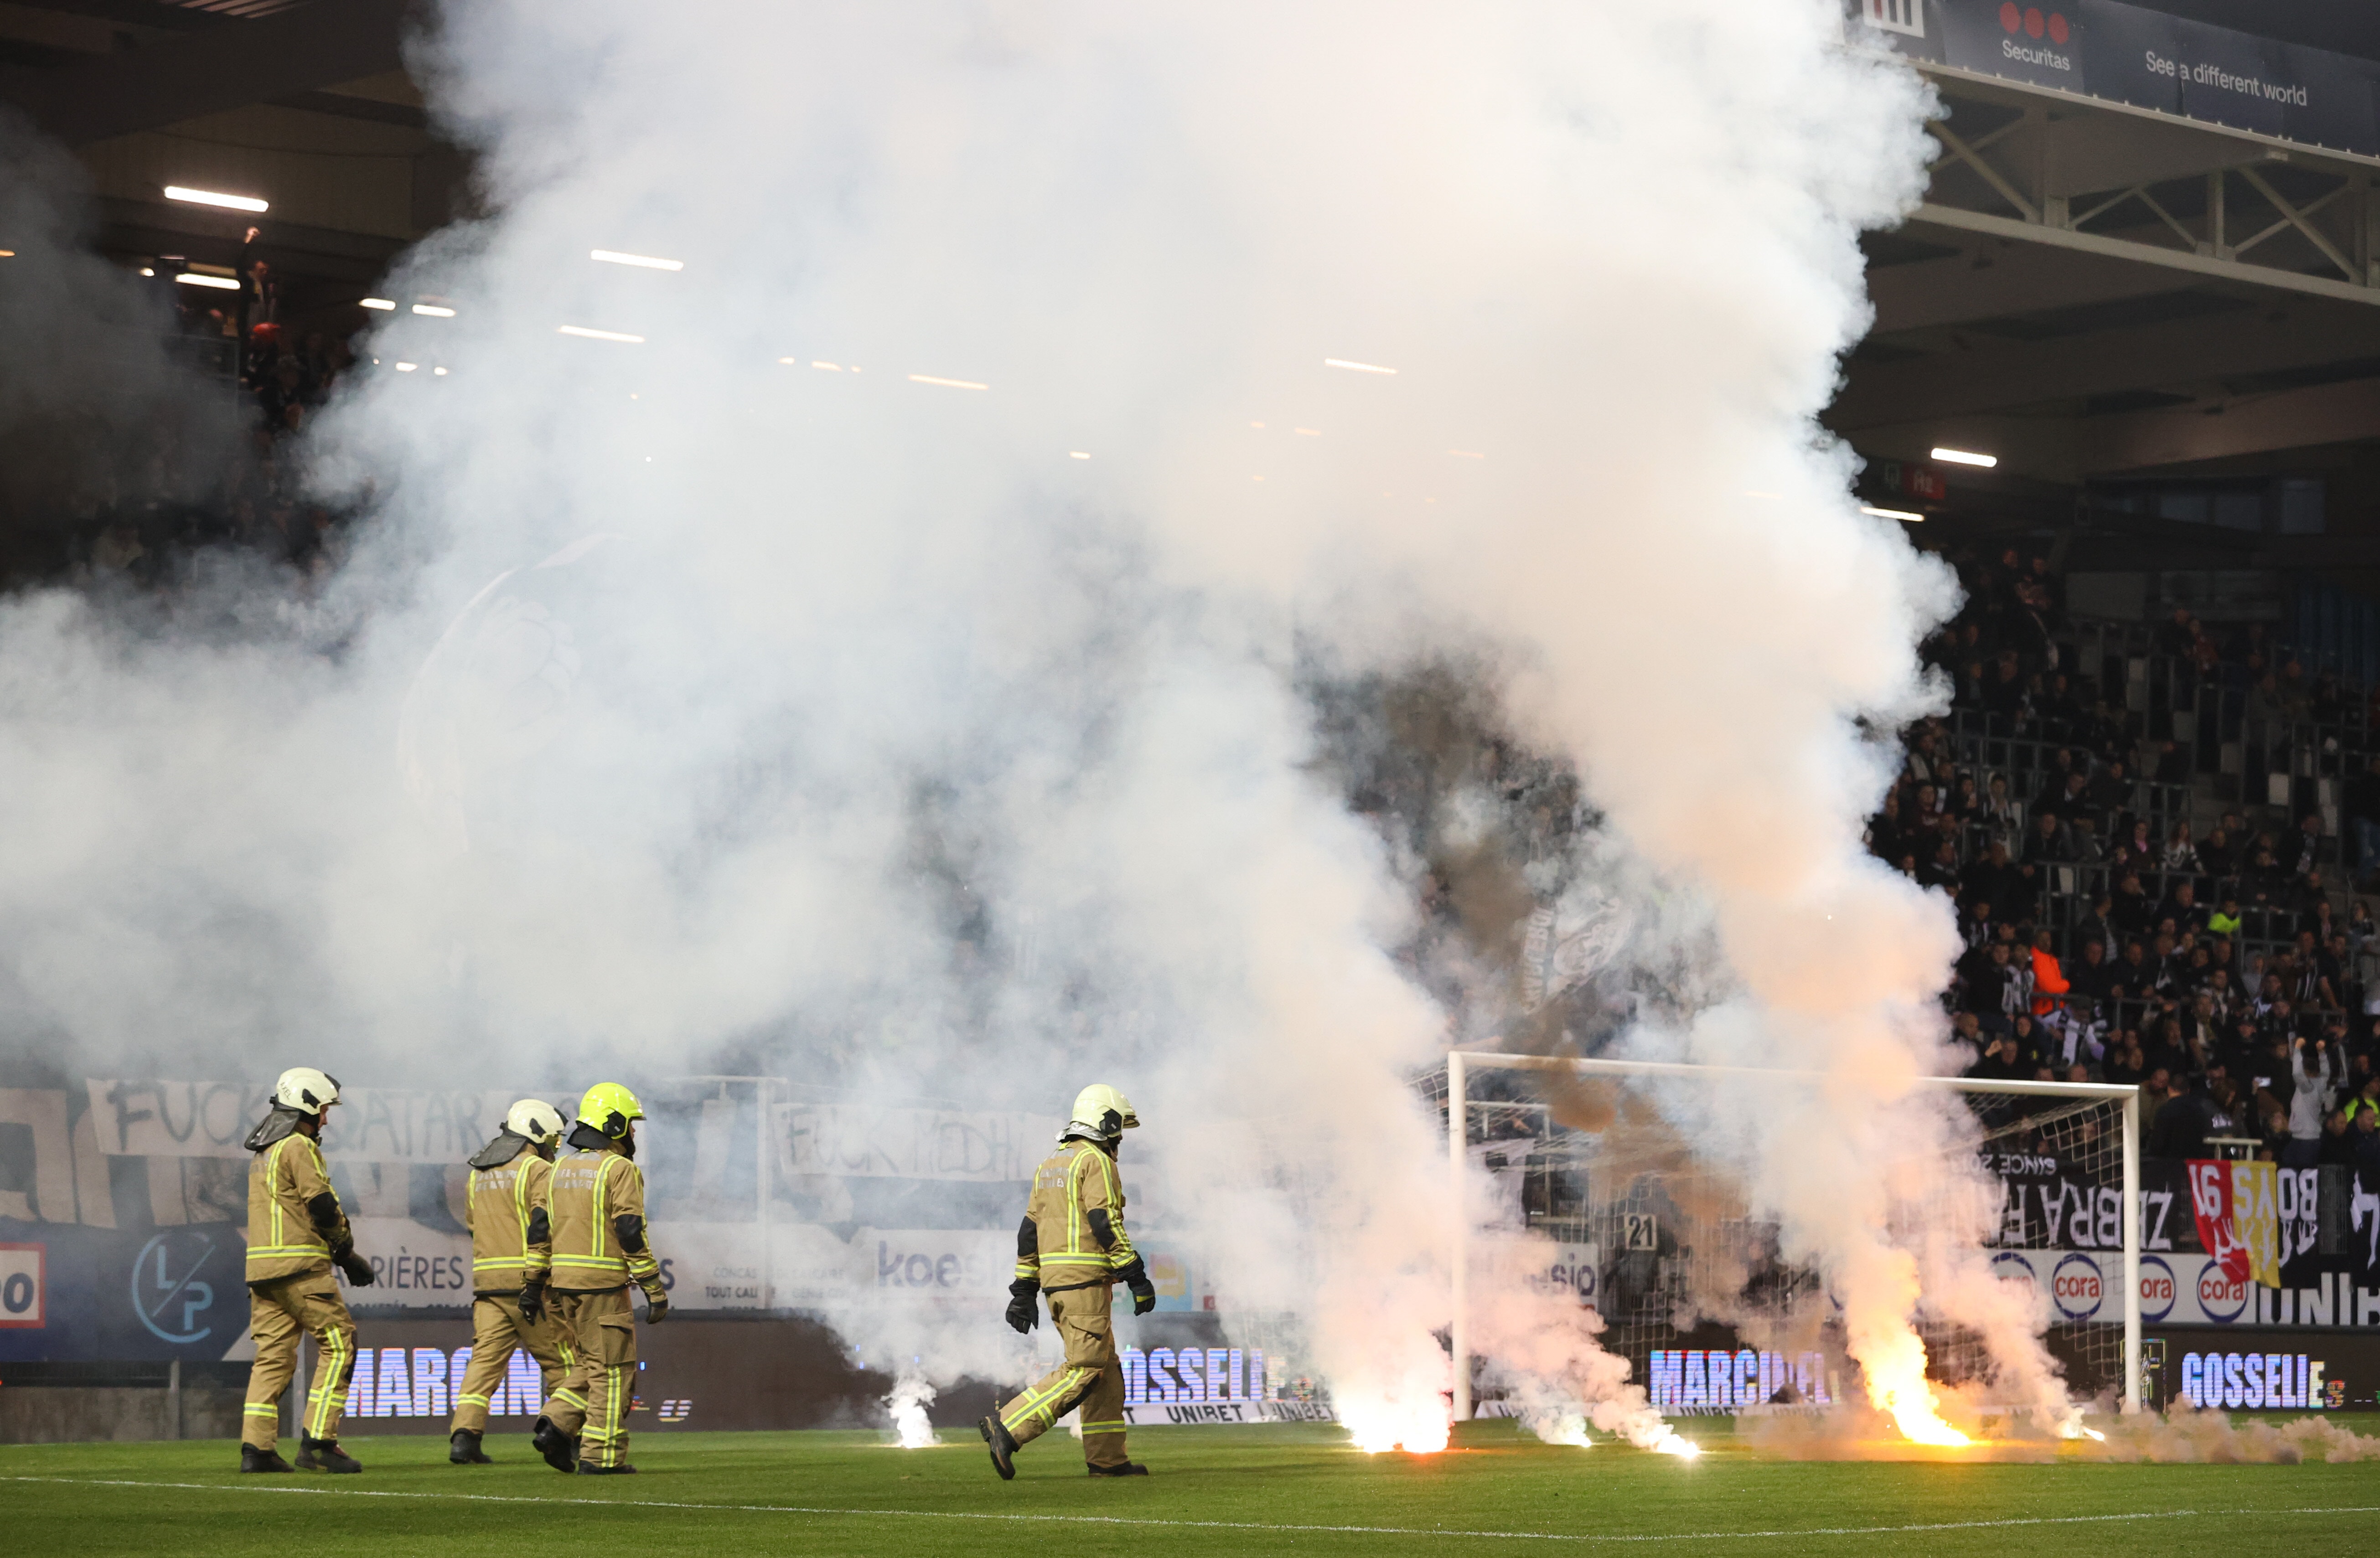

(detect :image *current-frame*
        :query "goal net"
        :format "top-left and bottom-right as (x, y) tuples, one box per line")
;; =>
(1432, 1052), (2140, 1421)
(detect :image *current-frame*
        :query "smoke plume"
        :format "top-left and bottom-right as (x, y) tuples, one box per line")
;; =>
(0, 0), (2028, 1441)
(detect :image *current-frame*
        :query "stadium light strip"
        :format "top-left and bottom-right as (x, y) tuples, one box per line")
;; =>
(360, 297), (395, 310)
(0, 250), (14, 258)
(558, 325), (645, 343)
(592, 249), (684, 270)
(1930, 445), (1997, 468)
(908, 374), (987, 390)
(176, 273), (240, 290)
(412, 304), (455, 317)
(164, 185), (268, 213)
(1861, 505), (1925, 522)
(1324, 358), (1396, 374)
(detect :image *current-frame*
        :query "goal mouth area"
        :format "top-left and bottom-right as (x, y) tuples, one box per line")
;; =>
(1439, 1050), (2143, 1420)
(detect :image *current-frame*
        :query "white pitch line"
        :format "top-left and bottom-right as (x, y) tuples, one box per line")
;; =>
(4, 1478), (2377, 1544)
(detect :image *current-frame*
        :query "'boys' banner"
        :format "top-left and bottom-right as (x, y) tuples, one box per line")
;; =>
(2187, 1159), (2280, 1289)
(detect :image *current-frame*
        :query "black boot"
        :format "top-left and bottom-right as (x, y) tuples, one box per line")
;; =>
(979, 1415), (1017, 1481)
(575, 1461), (639, 1475)
(238, 1444), (294, 1474)
(1087, 1461), (1150, 1477)
(533, 1415), (579, 1474)
(449, 1429), (492, 1465)
(294, 1435), (362, 1473)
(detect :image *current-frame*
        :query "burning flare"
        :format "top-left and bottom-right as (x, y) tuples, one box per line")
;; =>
(1861, 1335), (1971, 1448)
(885, 1367), (937, 1449)
(1342, 1401), (1452, 1455)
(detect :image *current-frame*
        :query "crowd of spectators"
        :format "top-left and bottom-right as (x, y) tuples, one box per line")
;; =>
(15, 227), (361, 593)
(1878, 546), (2380, 1172)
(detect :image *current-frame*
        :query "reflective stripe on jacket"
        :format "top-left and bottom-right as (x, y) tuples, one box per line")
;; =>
(1016, 1138), (1137, 1290)
(547, 1146), (661, 1291)
(245, 1134), (348, 1284)
(466, 1151), (554, 1292)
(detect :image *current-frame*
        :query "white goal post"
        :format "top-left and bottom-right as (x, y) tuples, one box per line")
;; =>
(1444, 1051), (2142, 1419)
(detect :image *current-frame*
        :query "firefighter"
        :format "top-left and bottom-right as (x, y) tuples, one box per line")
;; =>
(980, 1083), (1157, 1480)
(238, 1067), (376, 1474)
(532, 1083), (668, 1475)
(447, 1098), (572, 1465)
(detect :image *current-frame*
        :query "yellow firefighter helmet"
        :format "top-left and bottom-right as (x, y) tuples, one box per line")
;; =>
(577, 1082), (645, 1140)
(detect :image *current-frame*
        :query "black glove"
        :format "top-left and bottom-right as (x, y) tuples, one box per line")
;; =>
(518, 1278), (545, 1325)
(1005, 1279), (1040, 1334)
(1114, 1258), (1156, 1316)
(333, 1244), (375, 1288)
(641, 1283), (669, 1324)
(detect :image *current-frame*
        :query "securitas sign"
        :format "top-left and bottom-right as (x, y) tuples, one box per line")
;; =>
(1851, 0), (2380, 157)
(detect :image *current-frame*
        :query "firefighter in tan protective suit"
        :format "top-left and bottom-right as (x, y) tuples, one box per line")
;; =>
(531, 1083), (668, 1475)
(447, 1099), (573, 1465)
(238, 1067), (377, 1474)
(980, 1084), (1157, 1480)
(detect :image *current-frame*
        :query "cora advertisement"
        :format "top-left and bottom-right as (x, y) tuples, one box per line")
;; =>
(1987, 1248), (2380, 1329)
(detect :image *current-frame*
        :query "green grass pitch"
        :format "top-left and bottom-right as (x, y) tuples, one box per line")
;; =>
(5, 1417), (2374, 1556)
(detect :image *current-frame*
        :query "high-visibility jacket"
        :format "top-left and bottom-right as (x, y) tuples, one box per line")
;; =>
(547, 1145), (662, 1293)
(245, 1132), (352, 1285)
(1014, 1137), (1138, 1292)
(466, 1149), (554, 1295)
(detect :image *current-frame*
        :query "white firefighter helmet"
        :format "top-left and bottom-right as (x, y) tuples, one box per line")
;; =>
(273, 1067), (341, 1114)
(504, 1099), (566, 1146)
(1062, 1083), (1138, 1142)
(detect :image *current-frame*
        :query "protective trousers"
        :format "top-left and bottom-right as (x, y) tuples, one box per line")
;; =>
(450, 1293), (574, 1436)
(243, 1274), (357, 1451)
(539, 1288), (636, 1468)
(997, 1282), (1128, 1469)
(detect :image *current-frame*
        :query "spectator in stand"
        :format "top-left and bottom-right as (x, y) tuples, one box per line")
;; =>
(2283, 1035), (2340, 1167)
(2076, 895), (2125, 965)
(2162, 821), (2200, 875)
(2161, 879), (2209, 935)
(2104, 1034), (2146, 1087)
(2066, 936), (2114, 1005)
(2204, 964), (2238, 1026)
(2087, 757), (2131, 824)
(2356, 920), (2380, 1024)
(2155, 605), (2196, 660)
(1962, 840), (2033, 923)
(2150, 1073), (2218, 1157)
(2292, 868), (2333, 933)
(2111, 872), (2155, 939)
(1948, 774), (1982, 831)
(2162, 1007), (2207, 1075)
(2293, 812), (2327, 881)
(1966, 1029), (2026, 1083)
(1919, 836), (1961, 893)
(2352, 1096), (2380, 1175)
(2028, 929), (2069, 1019)
(2115, 815), (2157, 871)
(2346, 757), (2380, 883)
(1982, 654), (2028, 729)
(2152, 738), (2192, 785)
(2318, 1107), (2359, 1166)
(2241, 846), (2287, 911)
(2198, 823), (2238, 879)
(1981, 773), (2020, 847)
(2022, 810), (2074, 872)
(2109, 938), (2154, 1003)
(2208, 894), (2243, 940)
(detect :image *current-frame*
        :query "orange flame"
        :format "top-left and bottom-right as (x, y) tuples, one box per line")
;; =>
(1861, 1332), (1971, 1448)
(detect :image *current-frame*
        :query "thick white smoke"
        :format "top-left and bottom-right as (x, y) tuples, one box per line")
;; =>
(0, 0), (2017, 1440)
